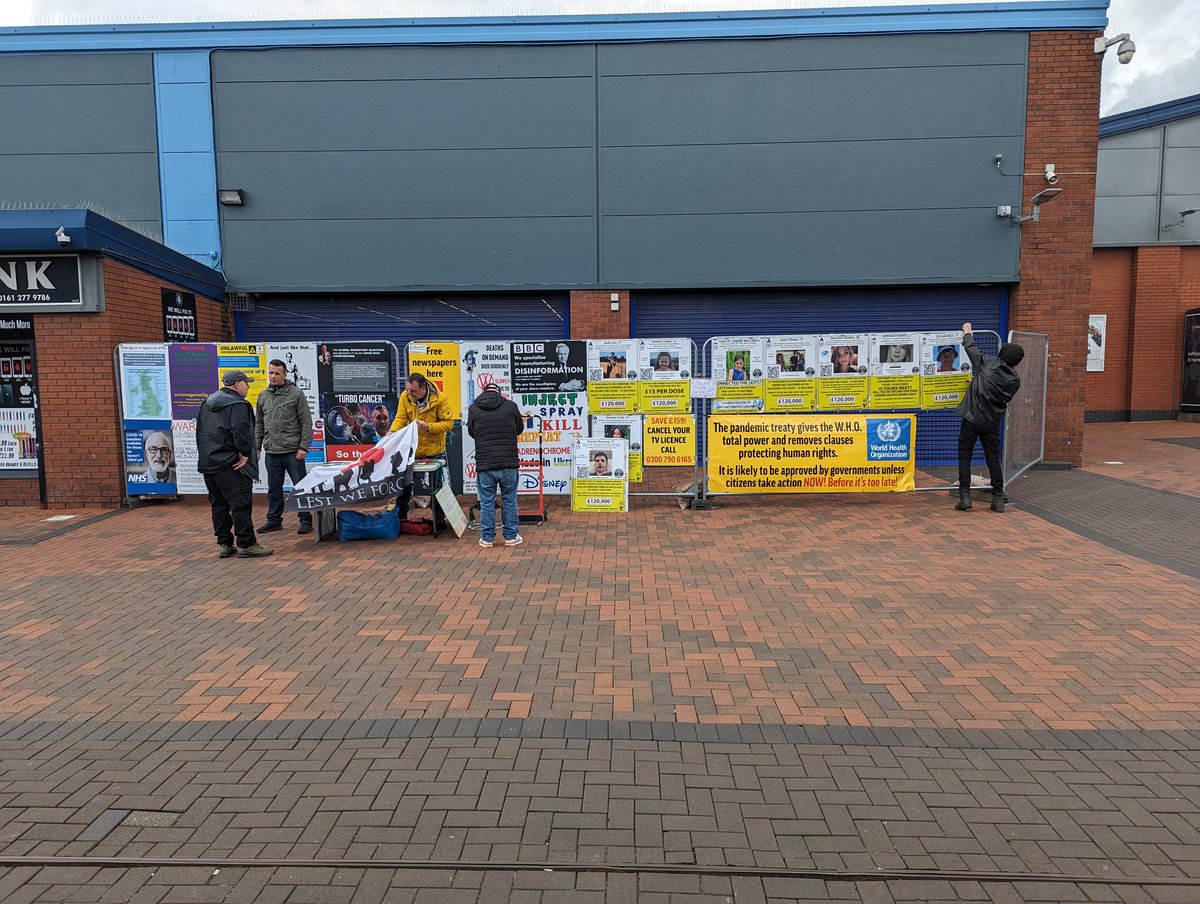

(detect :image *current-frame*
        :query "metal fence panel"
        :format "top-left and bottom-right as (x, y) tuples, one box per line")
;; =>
(1003, 330), (1048, 487)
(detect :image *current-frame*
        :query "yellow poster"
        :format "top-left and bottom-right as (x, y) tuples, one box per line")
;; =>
(639, 380), (690, 413)
(570, 479), (627, 511)
(816, 375), (868, 409)
(762, 378), (817, 412)
(643, 415), (696, 466)
(869, 375), (920, 410)
(921, 374), (971, 410)
(708, 414), (915, 494)
(408, 342), (462, 418)
(588, 380), (639, 414)
(216, 343), (267, 407)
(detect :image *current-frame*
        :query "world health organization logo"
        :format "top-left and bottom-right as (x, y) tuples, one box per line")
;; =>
(875, 420), (903, 443)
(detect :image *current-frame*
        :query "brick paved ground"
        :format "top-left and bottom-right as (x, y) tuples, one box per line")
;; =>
(1, 422), (1198, 902)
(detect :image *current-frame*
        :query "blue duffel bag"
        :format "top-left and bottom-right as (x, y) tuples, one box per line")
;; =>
(336, 506), (400, 541)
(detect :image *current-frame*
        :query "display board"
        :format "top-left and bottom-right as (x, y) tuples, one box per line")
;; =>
(117, 341), (397, 498)
(919, 331), (973, 409)
(591, 414), (642, 482)
(0, 316), (38, 471)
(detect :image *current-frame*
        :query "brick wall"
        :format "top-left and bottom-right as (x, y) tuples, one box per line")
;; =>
(1087, 246), (1200, 420)
(1085, 248), (1134, 418)
(0, 478), (40, 507)
(569, 290), (630, 339)
(1, 258), (229, 509)
(1009, 31), (1104, 467)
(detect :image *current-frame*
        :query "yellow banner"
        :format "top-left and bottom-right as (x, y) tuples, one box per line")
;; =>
(589, 380), (639, 414)
(708, 414), (915, 494)
(408, 342), (462, 418)
(216, 343), (266, 407)
(639, 380), (690, 413)
(762, 377), (817, 412)
(816, 375), (868, 409)
(570, 478), (627, 511)
(644, 415), (696, 466)
(868, 374), (920, 410)
(629, 450), (643, 483)
(921, 373), (971, 410)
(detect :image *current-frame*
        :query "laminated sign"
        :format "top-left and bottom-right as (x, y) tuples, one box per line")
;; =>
(708, 414), (915, 494)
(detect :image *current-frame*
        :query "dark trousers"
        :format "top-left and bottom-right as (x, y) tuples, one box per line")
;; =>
(265, 452), (312, 527)
(204, 469), (257, 548)
(958, 419), (1003, 495)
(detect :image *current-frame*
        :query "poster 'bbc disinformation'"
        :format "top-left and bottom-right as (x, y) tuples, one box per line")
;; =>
(118, 341), (398, 499)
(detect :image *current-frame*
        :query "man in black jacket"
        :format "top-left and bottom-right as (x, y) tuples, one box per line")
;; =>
(955, 323), (1024, 513)
(467, 383), (526, 548)
(196, 371), (272, 557)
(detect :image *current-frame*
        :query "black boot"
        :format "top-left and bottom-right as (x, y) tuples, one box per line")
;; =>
(955, 489), (972, 511)
(991, 492), (1005, 513)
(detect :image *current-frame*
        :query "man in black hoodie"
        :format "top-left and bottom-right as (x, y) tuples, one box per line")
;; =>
(196, 371), (272, 558)
(467, 383), (526, 548)
(955, 323), (1024, 513)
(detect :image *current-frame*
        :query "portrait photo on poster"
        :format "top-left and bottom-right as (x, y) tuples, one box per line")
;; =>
(819, 335), (868, 377)
(765, 335), (818, 378)
(638, 339), (691, 379)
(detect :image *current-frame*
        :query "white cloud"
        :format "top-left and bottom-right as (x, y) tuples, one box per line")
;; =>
(1101, 0), (1200, 114)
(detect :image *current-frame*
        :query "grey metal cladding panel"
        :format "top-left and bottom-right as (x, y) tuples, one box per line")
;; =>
(1165, 117), (1200, 146)
(214, 77), (595, 151)
(1163, 148), (1200, 194)
(599, 32), (1025, 76)
(600, 65), (1025, 146)
(0, 52), (150, 86)
(218, 148), (595, 219)
(0, 154), (162, 224)
(1096, 147), (1162, 196)
(1093, 196), (1159, 244)
(212, 44), (594, 82)
(1098, 128), (1163, 150)
(602, 137), (1024, 216)
(601, 210), (1017, 286)
(221, 218), (595, 290)
(0, 84), (158, 155)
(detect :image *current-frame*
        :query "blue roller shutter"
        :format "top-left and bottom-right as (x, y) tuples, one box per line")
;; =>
(238, 292), (569, 356)
(633, 285), (1006, 468)
(239, 292), (568, 495)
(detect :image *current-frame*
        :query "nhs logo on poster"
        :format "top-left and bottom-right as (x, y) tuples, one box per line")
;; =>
(866, 418), (911, 461)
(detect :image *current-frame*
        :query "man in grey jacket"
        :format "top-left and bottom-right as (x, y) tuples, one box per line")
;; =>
(256, 359), (314, 534)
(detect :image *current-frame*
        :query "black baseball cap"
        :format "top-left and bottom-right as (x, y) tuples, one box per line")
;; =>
(222, 370), (254, 386)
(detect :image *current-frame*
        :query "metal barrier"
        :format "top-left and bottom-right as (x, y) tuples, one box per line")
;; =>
(627, 340), (701, 502)
(697, 331), (1005, 501)
(1002, 330), (1048, 488)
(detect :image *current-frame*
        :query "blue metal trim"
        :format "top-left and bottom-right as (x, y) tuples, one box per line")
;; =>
(1, 2), (1109, 53)
(235, 310), (244, 341)
(154, 51), (222, 270)
(999, 283), (1011, 339)
(0, 209), (224, 300)
(563, 295), (572, 340)
(1100, 92), (1200, 138)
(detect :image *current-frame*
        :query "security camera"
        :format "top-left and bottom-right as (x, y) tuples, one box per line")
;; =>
(55, 226), (71, 246)
(1117, 38), (1135, 64)
(1044, 164), (1058, 186)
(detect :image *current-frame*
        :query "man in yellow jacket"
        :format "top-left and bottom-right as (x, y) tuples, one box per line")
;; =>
(389, 373), (455, 459)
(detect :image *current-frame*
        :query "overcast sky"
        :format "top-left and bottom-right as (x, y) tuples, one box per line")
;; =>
(2, 0), (1196, 115)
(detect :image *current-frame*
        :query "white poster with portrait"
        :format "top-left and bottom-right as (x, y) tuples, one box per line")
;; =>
(639, 339), (693, 380)
(711, 336), (765, 411)
(1087, 314), (1107, 372)
(587, 339), (639, 383)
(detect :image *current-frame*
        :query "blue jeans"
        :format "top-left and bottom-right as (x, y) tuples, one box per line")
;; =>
(265, 452), (313, 527)
(477, 468), (519, 543)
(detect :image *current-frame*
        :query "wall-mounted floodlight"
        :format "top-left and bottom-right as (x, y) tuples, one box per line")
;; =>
(1163, 209), (1198, 230)
(217, 189), (245, 206)
(1094, 33), (1136, 64)
(998, 187), (1062, 226)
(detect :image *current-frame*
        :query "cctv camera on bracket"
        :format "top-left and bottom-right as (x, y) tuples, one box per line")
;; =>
(54, 227), (71, 246)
